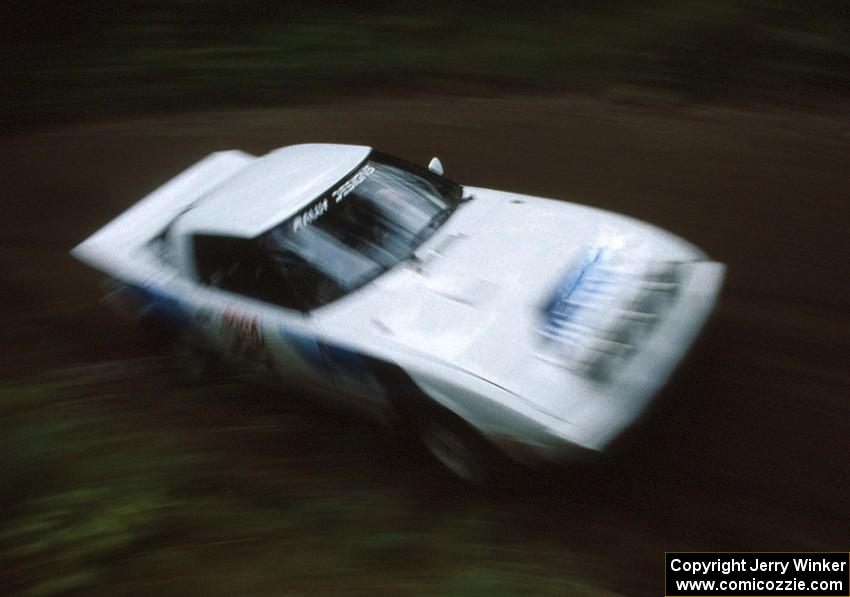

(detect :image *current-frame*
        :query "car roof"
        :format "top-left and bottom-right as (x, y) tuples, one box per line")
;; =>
(172, 143), (371, 239)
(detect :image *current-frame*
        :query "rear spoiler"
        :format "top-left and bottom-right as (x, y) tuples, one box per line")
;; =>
(71, 150), (254, 282)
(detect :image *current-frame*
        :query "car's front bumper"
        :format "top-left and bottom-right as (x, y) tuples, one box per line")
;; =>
(490, 259), (725, 464)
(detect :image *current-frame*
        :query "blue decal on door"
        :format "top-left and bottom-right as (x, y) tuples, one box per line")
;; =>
(281, 327), (328, 372)
(280, 326), (376, 389)
(129, 285), (191, 330)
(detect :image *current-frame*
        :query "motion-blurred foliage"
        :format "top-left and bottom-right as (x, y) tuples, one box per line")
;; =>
(3, 1), (849, 128)
(0, 371), (620, 596)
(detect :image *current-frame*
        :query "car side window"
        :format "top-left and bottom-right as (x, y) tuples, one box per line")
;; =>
(192, 234), (312, 311)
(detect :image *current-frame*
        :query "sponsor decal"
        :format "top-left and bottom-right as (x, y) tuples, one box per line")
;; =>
(292, 198), (329, 232)
(541, 247), (606, 337)
(291, 164), (375, 232)
(332, 164), (375, 203)
(221, 309), (264, 355)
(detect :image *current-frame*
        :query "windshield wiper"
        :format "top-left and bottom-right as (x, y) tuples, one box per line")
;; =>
(428, 204), (456, 229)
(405, 196), (475, 265)
(408, 204), (457, 252)
(425, 192), (474, 233)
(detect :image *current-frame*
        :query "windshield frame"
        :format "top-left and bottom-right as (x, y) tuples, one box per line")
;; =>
(259, 150), (465, 311)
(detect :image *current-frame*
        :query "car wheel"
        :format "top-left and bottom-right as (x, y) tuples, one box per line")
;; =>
(415, 409), (499, 485)
(363, 357), (506, 485)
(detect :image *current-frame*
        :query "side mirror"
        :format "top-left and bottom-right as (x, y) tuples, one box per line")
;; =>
(428, 157), (444, 176)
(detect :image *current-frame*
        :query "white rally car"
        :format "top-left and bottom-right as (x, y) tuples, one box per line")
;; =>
(72, 144), (724, 480)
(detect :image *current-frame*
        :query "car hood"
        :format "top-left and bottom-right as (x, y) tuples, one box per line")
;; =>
(316, 187), (707, 407)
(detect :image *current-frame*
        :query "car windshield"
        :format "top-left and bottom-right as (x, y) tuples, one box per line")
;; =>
(260, 152), (464, 309)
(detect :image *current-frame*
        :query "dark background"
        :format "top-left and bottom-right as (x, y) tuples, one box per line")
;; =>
(1, 3), (848, 595)
(4, 0), (850, 130)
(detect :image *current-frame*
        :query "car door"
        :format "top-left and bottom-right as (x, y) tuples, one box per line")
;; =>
(308, 328), (392, 414)
(190, 283), (339, 395)
(184, 233), (338, 396)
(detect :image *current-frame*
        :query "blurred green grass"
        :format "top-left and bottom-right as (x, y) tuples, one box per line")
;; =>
(0, 370), (622, 596)
(3, 1), (849, 129)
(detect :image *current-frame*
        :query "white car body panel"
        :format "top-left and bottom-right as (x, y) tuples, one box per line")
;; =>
(72, 150), (255, 284)
(171, 144), (370, 240)
(72, 143), (725, 463)
(313, 188), (722, 451)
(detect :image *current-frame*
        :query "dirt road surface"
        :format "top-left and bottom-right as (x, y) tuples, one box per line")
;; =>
(1, 95), (848, 595)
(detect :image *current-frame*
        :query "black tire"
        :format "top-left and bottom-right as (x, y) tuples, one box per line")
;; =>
(356, 355), (508, 485)
(407, 402), (503, 486)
